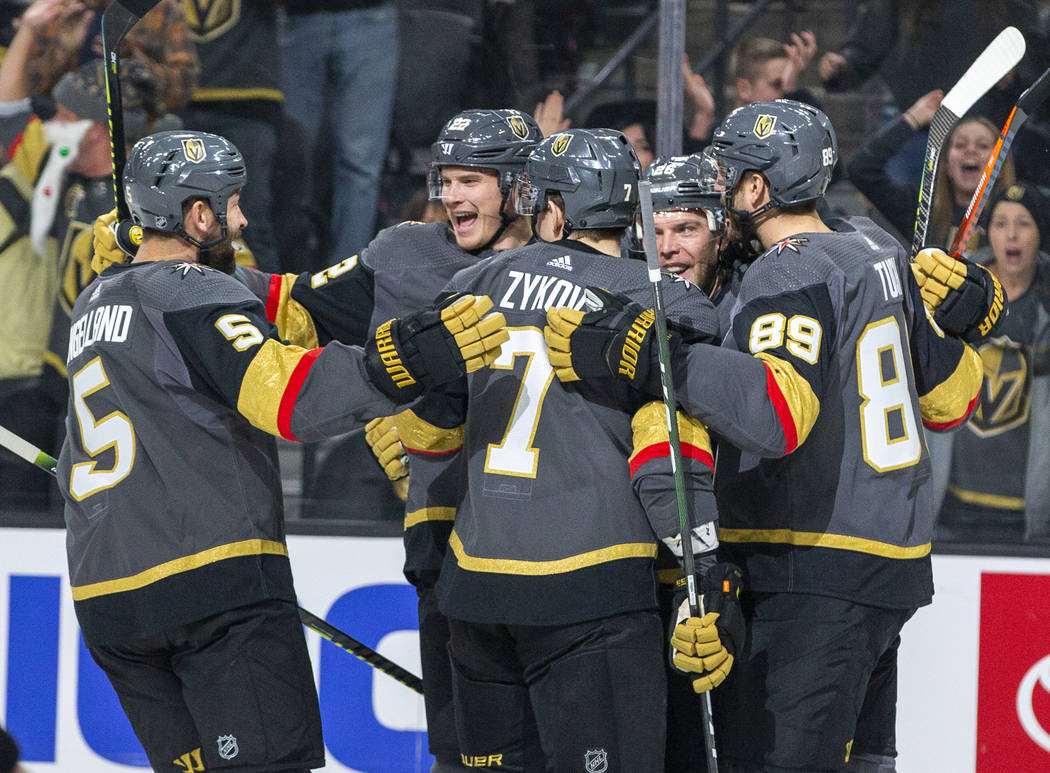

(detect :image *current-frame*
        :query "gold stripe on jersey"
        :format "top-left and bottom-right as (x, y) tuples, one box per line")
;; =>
(629, 400), (713, 465)
(405, 507), (456, 529)
(237, 338), (316, 437)
(755, 351), (821, 451)
(657, 567), (685, 585)
(719, 528), (931, 559)
(448, 530), (657, 575)
(270, 273), (318, 349)
(43, 349), (66, 378)
(398, 408), (464, 453)
(71, 538), (288, 600)
(919, 344), (982, 429)
(191, 87), (284, 102)
(946, 483), (1025, 511)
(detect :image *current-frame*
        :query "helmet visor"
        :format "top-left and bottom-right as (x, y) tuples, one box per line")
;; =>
(514, 171), (543, 216)
(426, 166), (444, 201)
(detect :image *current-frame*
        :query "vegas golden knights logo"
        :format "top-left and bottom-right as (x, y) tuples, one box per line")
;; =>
(970, 341), (1032, 437)
(182, 0), (241, 42)
(182, 138), (206, 164)
(551, 133), (572, 156)
(753, 114), (777, 139)
(507, 115), (529, 139)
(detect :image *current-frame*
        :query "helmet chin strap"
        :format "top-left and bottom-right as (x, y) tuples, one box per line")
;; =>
(176, 210), (228, 251)
(475, 185), (516, 253)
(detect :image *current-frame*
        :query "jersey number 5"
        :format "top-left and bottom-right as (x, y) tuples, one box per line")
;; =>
(69, 357), (135, 500)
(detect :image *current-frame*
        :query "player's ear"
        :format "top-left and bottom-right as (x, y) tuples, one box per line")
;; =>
(735, 77), (752, 104)
(183, 199), (212, 241)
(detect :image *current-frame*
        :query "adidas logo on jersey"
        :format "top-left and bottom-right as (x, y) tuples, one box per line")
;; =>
(546, 255), (574, 272)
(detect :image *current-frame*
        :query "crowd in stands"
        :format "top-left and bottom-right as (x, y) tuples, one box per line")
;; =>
(1, 0), (1049, 551)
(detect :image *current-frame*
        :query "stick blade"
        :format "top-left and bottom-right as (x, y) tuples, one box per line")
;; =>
(941, 26), (1026, 117)
(103, 0), (161, 21)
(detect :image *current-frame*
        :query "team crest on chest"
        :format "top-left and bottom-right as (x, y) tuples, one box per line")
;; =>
(182, 138), (206, 164)
(507, 114), (529, 139)
(753, 114), (777, 139)
(183, 0), (241, 42)
(551, 133), (572, 156)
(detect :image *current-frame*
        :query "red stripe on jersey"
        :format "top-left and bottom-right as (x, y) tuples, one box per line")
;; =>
(764, 363), (799, 454)
(276, 348), (321, 441)
(264, 274), (283, 323)
(922, 391), (979, 431)
(629, 442), (714, 477)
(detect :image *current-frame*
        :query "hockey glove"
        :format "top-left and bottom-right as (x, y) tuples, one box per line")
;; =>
(669, 562), (745, 694)
(544, 287), (673, 394)
(91, 209), (141, 274)
(912, 248), (1005, 342)
(365, 415), (408, 481)
(365, 294), (508, 402)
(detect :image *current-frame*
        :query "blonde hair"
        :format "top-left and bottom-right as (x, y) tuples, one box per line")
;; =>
(929, 115), (1015, 251)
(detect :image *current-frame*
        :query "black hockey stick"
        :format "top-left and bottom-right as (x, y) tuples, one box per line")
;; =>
(0, 423), (425, 695)
(909, 26), (1026, 259)
(638, 179), (718, 773)
(948, 64), (1050, 257)
(100, 0), (158, 248)
(299, 607), (423, 695)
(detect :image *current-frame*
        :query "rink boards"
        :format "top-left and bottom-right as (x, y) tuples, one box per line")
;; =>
(0, 529), (1048, 772)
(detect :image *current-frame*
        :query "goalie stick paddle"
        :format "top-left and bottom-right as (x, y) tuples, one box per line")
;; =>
(948, 64), (1050, 257)
(638, 180), (718, 773)
(910, 26), (1026, 259)
(0, 423), (425, 694)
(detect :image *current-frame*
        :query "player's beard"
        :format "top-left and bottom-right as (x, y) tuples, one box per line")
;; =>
(199, 232), (237, 275)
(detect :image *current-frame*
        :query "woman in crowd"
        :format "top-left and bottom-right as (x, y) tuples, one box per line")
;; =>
(848, 88), (1015, 249)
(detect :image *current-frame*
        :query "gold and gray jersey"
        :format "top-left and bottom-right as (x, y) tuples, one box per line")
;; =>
(671, 217), (982, 608)
(434, 240), (720, 625)
(58, 260), (398, 646)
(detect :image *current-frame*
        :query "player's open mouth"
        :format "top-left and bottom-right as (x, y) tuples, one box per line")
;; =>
(453, 213), (478, 233)
(661, 263), (688, 275)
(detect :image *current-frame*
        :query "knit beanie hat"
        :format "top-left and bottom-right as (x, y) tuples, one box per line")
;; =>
(51, 59), (153, 142)
(988, 182), (1050, 254)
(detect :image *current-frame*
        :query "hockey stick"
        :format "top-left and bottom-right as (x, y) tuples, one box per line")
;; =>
(909, 26), (1026, 259)
(298, 607), (423, 695)
(948, 64), (1050, 257)
(0, 423), (425, 695)
(100, 0), (158, 248)
(638, 180), (718, 773)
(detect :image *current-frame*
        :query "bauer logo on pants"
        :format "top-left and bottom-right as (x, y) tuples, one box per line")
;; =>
(753, 114), (777, 138)
(182, 138), (206, 164)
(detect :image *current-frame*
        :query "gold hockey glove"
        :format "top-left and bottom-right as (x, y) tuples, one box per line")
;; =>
(912, 248), (1005, 342)
(365, 294), (507, 402)
(91, 209), (141, 274)
(365, 415), (408, 481)
(669, 563), (745, 693)
(544, 287), (674, 394)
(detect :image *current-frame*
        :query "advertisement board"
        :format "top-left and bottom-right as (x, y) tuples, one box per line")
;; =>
(3, 529), (1050, 772)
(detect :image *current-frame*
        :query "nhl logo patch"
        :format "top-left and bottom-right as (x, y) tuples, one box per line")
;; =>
(551, 133), (572, 156)
(753, 114), (777, 139)
(182, 138), (206, 164)
(584, 748), (608, 772)
(216, 734), (238, 760)
(507, 114), (529, 139)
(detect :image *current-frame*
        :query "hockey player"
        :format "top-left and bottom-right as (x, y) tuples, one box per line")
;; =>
(543, 100), (985, 771)
(408, 128), (721, 771)
(60, 129), (505, 773)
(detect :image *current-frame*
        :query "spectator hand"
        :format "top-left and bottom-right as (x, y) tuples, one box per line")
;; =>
(912, 248), (1005, 342)
(818, 51), (846, 85)
(782, 30), (817, 93)
(669, 563), (745, 693)
(534, 90), (571, 137)
(901, 89), (944, 130)
(365, 415), (409, 481)
(365, 294), (508, 402)
(18, 0), (86, 35)
(683, 53), (716, 140)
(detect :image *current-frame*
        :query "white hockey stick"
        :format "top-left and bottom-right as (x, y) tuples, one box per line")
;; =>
(909, 26), (1026, 259)
(0, 423), (57, 475)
